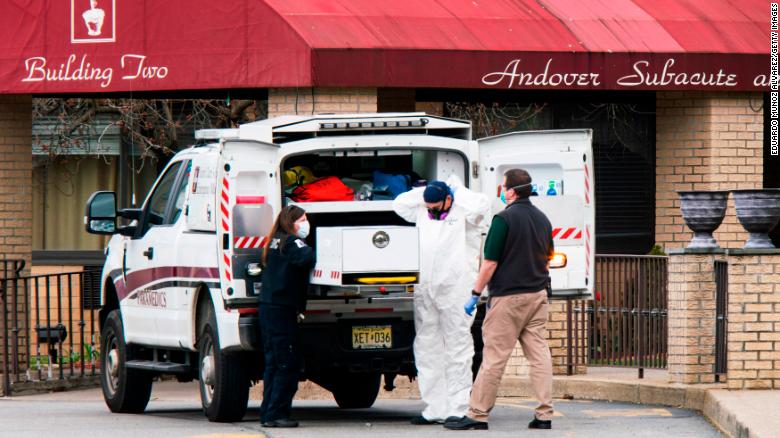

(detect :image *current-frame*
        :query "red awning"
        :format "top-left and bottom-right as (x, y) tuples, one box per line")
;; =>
(0, 0), (770, 93)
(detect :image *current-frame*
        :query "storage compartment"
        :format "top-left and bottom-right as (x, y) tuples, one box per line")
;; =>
(282, 148), (466, 207)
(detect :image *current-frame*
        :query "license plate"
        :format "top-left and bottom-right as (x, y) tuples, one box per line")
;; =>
(351, 325), (392, 350)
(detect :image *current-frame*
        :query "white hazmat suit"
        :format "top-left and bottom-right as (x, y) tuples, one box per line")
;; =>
(393, 175), (490, 421)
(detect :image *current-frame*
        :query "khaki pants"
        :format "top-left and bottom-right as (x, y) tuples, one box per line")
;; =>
(467, 290), (553, 422)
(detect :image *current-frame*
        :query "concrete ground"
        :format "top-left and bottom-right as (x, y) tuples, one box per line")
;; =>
(703, 390), (780, 438)
(0, 381), (721, 438)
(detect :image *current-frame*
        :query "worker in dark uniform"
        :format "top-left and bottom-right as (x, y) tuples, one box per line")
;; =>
(447, 168), (555, 431)
(258, 205), (315, 428)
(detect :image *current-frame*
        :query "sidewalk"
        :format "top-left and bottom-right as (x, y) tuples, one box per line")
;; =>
(495, 367), (779, 438)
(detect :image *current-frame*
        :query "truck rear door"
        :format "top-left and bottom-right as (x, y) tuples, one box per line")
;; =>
(476, 130), (594, 298)
(217, 139), (279, 305)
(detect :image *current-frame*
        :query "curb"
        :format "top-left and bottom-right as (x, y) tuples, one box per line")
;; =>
(2, 376), (101, 397)
(498, 376), (749, 438)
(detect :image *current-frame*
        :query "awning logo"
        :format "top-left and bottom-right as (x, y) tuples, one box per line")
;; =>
(71, 0), (115, 43)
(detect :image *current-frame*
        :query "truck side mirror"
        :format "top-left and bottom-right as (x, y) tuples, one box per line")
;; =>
(85, 191), (117, 235)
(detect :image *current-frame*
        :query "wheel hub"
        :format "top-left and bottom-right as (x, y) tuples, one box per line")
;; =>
(201, 355), (215, 386)
(107, 349), (120, 378)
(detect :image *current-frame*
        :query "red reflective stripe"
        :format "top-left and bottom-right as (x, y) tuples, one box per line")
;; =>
(220, 203), (229, 219)
(249, 236), (260, 248)
(234, 237), (244, 248)
(236, 196), (265, 204)
(561, 228), (575, 239)
(221, 219), (229, 232)
(575, 230), (582, 239)
(222, 177), (229, 190)
(238, 308), (258, 315)
(355, 308), (393, 313)
(552, 228), (562, 238)
(225, 270), (232, 282)
(221, 191), (229, 204)
(223, 254), (231, 266)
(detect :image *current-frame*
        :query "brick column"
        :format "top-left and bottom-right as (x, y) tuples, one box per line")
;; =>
(726, 251), (780, 390)
(655, 92), (764, 251)
(667, 251), (722, 384)
(267, 88), (377, 117)
(0, 94), (32, 384)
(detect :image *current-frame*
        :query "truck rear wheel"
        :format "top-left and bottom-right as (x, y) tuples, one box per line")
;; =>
(198, 310), (250, 422)
(100, 310), (153, 413)
(332, 372), (381, 409)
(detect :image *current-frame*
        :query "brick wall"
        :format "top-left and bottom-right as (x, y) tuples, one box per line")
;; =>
(655, 92), (764, 251)
(667, 252), (722, 384)
(0, 94), (32, 266)
(267, 88), (377, 117)
(0, 94), (32, 382)
(726, 253), (780, 390)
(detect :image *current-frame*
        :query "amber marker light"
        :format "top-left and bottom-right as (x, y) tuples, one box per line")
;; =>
(549, 253), (567, 269)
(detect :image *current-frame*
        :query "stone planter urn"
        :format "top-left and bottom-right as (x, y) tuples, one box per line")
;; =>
(732, 189), (780, 249)
(677, 191), (729, 249)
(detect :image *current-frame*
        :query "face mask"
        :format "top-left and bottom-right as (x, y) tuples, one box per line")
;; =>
(500, 182), (533, 204)
(427, 203), (449, 220)
(296, 220), (310, 239)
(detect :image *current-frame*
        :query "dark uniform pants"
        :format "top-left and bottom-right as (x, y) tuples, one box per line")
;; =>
(258, 305), (301, 423)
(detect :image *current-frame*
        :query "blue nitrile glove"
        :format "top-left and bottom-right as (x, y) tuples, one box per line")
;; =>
(464, 295), (479, 316)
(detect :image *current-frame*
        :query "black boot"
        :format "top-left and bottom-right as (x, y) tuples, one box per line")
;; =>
(528, 417), (552, 429)
(262, 418), (299, 428)
(444, 416), (488, 430)
(410, 416), (441, 425)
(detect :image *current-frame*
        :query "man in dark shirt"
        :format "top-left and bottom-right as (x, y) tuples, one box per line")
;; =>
(446, 168), (555, 431)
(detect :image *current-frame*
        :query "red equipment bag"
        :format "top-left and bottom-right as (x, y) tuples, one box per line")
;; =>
(291, 176), (355, 202)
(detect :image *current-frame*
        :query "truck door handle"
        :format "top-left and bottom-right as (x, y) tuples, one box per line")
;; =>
(143, 247), (154, 260)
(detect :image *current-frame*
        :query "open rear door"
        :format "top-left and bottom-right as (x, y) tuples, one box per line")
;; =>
(217, 139), (279, 302)
(477, 130), (594, 299)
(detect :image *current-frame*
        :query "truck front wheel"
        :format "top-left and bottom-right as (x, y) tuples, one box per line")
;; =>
(332, 372), (381, 409)
(100, 310), (153, 413)
(198, 310), (250, 422)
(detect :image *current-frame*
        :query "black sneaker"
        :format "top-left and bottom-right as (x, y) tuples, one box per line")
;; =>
(528, 417), (552, 429)
(262, 418), (299, 428)
(410, 416), (440, 425)
(444, 416), (461, 424)
(443, 416), (488, 430)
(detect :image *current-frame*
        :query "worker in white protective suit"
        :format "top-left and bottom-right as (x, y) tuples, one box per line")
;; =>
(393, 175), (490, 425)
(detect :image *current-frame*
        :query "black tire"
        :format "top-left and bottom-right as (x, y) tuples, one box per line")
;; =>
(100, 310), (153, 413)
(198, 306), (250, 422)
(332, 372), (381, 409)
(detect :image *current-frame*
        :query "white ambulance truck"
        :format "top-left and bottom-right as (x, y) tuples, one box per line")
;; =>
(84, 113), (594, 422)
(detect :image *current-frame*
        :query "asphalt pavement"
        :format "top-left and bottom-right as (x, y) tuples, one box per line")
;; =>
(0, 382), (722, 438)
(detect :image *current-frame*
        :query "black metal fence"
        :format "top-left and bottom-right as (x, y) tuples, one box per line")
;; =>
(570, 255), (668, 378)
(715, 260), (728, 381)
(1, 263), (100, 396)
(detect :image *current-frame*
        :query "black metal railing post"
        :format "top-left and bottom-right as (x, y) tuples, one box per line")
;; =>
(1, 278), (10, 397)
(715, 260), (728, 381)
(566, 298), (573, 375)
